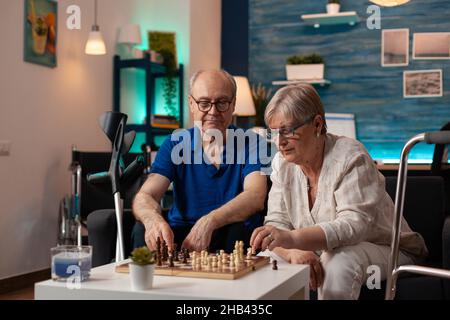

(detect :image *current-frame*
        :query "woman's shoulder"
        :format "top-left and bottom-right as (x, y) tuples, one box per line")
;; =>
(326, 134), (373, 166)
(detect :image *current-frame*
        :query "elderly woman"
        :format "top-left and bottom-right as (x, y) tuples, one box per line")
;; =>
(251, 84), (428, 300)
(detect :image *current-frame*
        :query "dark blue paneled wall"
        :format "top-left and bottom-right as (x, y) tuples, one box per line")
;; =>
(247, 0), (450, 161)
(222, 0), (249, 76)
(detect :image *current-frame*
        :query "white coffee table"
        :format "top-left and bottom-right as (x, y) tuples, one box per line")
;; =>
(35, 259), (309, 300)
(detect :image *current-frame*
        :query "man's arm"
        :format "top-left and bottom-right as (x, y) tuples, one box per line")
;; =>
(181, 172), (267, 251)
(132, 173), (174, 250)
(209, 172), (267, 228)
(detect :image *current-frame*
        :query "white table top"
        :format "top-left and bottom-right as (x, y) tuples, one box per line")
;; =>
(35, 257), (309, 300)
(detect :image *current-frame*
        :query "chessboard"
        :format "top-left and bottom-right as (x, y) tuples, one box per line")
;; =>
(115, 240), (270, 280)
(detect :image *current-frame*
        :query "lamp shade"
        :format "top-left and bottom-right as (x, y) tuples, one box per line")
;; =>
(118, 24), (142, 45)
(233, 76), (256, 116)
(85, 30), (107, 55)
(369, 0), (410, 6)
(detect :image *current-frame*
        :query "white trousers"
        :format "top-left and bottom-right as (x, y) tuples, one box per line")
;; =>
(318, 242), (414, 300)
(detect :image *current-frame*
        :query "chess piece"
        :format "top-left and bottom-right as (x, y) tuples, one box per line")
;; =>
(182, 251), (188, 264)
(272, 260), (278, 270)
(246, 248), (252, 260)
(156, 252), (162, 266)
(169, 254), (175, 268)
(156, 237), (161, 255)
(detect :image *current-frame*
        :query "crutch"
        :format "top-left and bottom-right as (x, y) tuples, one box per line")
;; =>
(385, 131), (450, 300)
(87, 112), (144, 262)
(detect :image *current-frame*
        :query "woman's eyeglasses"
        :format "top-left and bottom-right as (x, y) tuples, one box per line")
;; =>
(267, 117), (314, 140)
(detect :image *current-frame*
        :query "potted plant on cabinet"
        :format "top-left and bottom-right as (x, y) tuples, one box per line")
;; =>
(285, 53), (325, 81)
(327, 0), (341, 14)
(129, 246), (156, 291)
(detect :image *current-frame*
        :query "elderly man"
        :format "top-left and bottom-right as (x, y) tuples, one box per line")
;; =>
(132, 70), (267, 253)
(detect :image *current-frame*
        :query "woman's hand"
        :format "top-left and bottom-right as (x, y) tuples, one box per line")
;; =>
(250, 225), (296, 252)
(275, 248), (324, 291)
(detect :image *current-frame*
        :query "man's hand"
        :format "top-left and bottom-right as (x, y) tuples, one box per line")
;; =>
(182, 215), (217, 252)
(276, 248), (324, 291)
(143, 215), (175, 251)
(250, 225), (296, 252)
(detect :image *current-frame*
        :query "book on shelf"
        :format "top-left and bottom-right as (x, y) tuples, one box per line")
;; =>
(151, 114), (180, 129)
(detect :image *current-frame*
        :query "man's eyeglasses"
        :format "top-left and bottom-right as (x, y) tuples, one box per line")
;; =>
(267, 118), (314, 140)
(190, 95), (234, 113)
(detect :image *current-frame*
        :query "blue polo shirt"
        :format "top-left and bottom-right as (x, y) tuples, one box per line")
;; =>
(150, 126), (264, 229)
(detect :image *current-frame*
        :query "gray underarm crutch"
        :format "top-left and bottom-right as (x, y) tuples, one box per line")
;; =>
(87, 112), (145, 262)
(385, 131), (450, 300)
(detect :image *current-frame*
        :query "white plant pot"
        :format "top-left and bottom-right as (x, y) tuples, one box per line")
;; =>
(285, 64), (324, 81)
(326, 3), (341, 14)
(129, 263), (155, 291)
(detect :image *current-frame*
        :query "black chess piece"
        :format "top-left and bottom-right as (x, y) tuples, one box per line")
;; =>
(156, 237), (161, 253)
(169, 254), (175, 268)
(272, 260), (278, 270)
(157, 253), (162, 266)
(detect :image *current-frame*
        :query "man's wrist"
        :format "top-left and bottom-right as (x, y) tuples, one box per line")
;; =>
(205, 211), (222, 230)
(142, 211), (164, 226)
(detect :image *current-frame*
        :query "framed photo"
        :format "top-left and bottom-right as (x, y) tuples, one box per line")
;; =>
(24, 0), (57, 68)
(403, 69), (443, 98)
(382, 28), (409, 67)
(413, 32), (450, 60)
(148, 31), (177, 70)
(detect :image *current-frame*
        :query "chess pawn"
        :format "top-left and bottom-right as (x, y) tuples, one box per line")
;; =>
(246, 248), (253, 260)
(272, 260), (278, 270)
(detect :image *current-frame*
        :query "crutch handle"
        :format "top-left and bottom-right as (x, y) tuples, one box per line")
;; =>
(86, 172), (110, 184)
(425, 131), (450, 145)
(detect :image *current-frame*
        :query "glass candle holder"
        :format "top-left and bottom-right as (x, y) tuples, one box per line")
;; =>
(51, 245), (92, 282)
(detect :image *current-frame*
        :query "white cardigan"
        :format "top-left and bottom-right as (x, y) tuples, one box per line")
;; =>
(265, 134), (428, 259)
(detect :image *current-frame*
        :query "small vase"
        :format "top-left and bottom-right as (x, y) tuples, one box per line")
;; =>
(129, 263), (155, 290)
(326, 3), (341, 14)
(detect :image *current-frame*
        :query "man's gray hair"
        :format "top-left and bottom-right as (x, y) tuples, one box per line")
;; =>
(264, 84), (327, 134)
(189, 70), (237, 98)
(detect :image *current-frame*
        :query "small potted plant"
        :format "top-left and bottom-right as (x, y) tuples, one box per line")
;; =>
(285, 53), (325, 81)
(129, 246), (156, 291)
(327, 0), (341, 14)
(251, 83), (272, 128)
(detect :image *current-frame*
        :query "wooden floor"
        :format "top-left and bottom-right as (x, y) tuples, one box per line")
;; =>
(0, 286), (34, 300)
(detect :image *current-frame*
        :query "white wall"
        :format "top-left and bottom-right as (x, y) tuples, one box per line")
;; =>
(189, 0), (222, 127)
(0, 0), (220, 280)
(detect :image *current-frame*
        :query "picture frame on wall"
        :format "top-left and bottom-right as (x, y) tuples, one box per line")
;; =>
(403, 69), (443, 98)
(381, 28), (409, 67)
(413, 32), (450, 60)
(23, 0), (57, 68)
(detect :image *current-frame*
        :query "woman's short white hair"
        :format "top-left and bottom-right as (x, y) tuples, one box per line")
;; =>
(265, 84), (327, 134)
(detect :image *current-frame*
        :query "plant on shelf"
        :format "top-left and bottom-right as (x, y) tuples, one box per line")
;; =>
(327, 0), (341, 14)
(159, 48), (179, 120)
(129, 246), (156, 290)
(287, 53), (325, 65)
(285, 54), (325, 81)
(251, 83), (272, 128)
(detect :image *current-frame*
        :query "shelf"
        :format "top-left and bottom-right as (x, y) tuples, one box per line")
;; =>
(115, 55), (166, 73)
(301, 11), (359, 28)
(272, 79), (331, 87)
(125, 125), (179, 135)
(113, 54), (184, 148)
